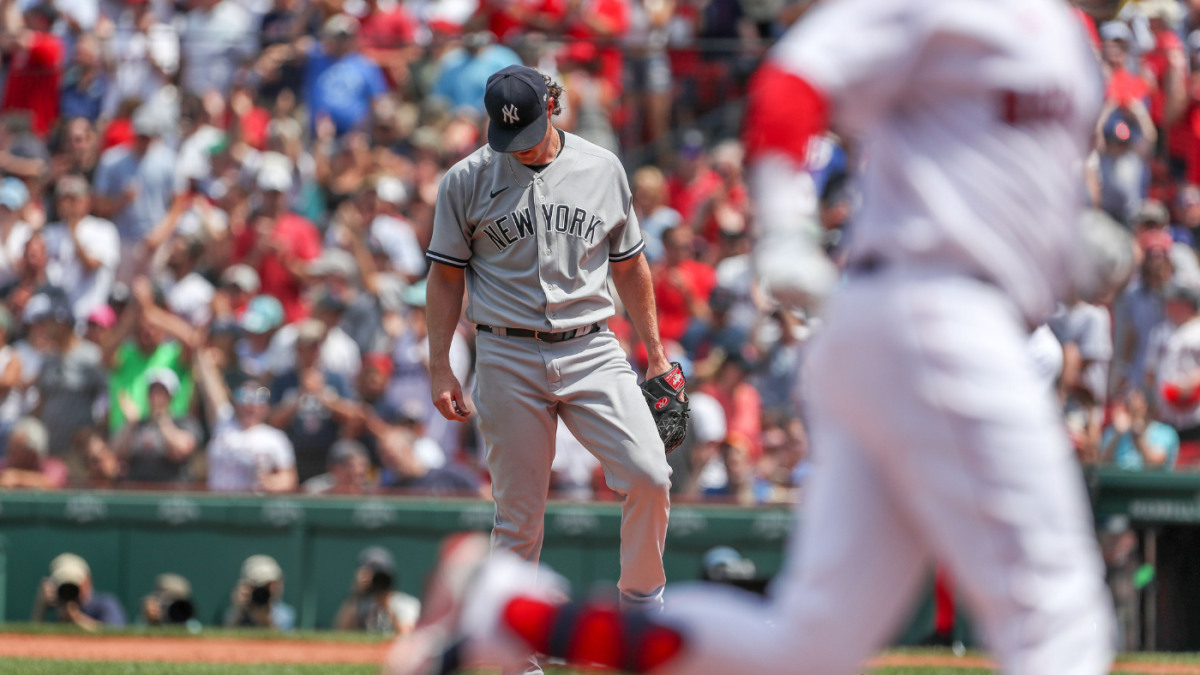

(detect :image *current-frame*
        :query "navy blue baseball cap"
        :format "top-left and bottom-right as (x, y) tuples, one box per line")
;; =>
(485, 65), (550, 153)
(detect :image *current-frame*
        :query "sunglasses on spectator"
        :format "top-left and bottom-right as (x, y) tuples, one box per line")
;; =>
(234, 387), (270, 406)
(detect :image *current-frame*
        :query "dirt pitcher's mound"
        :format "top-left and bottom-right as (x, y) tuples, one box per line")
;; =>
(0, 633), (389, 664)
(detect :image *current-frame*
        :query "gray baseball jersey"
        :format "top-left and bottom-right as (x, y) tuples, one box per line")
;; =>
(427, 131), (645, 331)
(427, 130), (671, 626)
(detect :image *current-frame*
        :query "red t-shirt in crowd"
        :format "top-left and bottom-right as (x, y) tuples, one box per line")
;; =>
(668, 168), (721, 224)
(360, 7), (418, 49)
(563, 0), (628, 95)
(700, 381), (762, 459)
(233, 212), (321, 323)
(653, 259), (716, 342)
(1141, 28), (1183, 125)
(1106, 67), (1150, 107)
(2, 31), (63, 137)
(698, 181), (748, 243)
(480, 0), (566, 44)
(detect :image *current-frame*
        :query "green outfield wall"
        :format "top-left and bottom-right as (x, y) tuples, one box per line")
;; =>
(0, 491), (794, 630)
(0, 467), (1172, 640)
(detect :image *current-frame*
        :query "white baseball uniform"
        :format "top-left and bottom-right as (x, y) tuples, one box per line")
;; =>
(651, 1), (1115, 675)
(428, 131), (672, 617)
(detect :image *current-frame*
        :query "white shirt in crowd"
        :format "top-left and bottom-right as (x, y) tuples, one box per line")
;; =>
(1155, 316), (1200, 430)
(371, 215), (427, 278)
(551, 418), (599, 494)
(42, 216), (120, 321)
(180, 0), (256, 97)
(1047, 301), (1113, 403)
(268, 324), (362, 381)
(161, 271), (215, 327)
(0, 221), (33, 288)
(104, 14), (179, 118)
(689, 390), (730, 492)
(207, 404), (296, 492)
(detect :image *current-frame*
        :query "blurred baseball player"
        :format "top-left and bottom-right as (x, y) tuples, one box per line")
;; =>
(389, 2), (1119, 675)
(423, 64), (689, 672)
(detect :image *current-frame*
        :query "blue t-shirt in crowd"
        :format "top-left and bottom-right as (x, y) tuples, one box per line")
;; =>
(304, 46), (388, 135)
(81, 591), (128, 626)
(60, 68), (106, 122)
(431, 46), (521, 112)
(1102, 421), (1180, 471)
(92, 142), (177, 242)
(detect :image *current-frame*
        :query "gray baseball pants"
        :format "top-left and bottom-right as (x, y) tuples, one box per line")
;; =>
(473, 326), (672, 608)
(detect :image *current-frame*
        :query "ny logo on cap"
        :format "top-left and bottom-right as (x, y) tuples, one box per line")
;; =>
(502, 104), (520, 124)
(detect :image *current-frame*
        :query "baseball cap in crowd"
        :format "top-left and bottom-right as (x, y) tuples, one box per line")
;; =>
(1135, 199), (1170, 227)
(153, 573), (192, 603)
(257, 152), (294, 193)
(402, 279), (427, 308)
(1138, 228), (1175, 253)
(328, 439), (368, 468)
(145, 367), (181, 397)
(240, 295), (284, 334)
(55, 175), (89, 199)
(1100, 21), (1133, 43)
(358, 546), (396, 575)
(373, 176), (407, 205)
(240, 555), (283, 586)
(220, 264), (261, 295)
(484, 65), (550, 153)
(363, 352), (394, 378)
(132, 106), (161, 138)
(87, 304), (116, 329)
(1141, 0), (1181, 23)
(0, 177), (29, 210)
(679, 129), (706, 159)
(1167, 284), (1200, 310)
(23, 291), (73, 325)
(308, 249), (358, 280)
(321, 13), (359, 38)
(50, 552), (91, 587)
(314, 288), (349, 315)
(700, 546), (757, 582)
(295, 318), (327, 345)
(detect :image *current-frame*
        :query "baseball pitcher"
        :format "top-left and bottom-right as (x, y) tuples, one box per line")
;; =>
(424, 65), (687, 636)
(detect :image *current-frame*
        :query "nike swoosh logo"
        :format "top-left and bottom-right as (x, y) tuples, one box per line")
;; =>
(490, 187), (509, 198)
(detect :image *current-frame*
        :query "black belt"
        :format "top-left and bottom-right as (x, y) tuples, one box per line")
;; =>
(476, 322), (602, 342)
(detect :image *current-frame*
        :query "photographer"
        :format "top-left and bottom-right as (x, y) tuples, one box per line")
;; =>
(140, 573), (195, 626)
(223, 555), (295, 630)
(333, 547), (419, 634)
(31, 553), (126, 629)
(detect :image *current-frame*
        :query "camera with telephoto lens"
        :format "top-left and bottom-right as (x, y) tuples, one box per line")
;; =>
(56, 582), (80, 604)
(163, 598), (194, 623)
(250, 584), (273, 606)
(369, 571), (393, 594)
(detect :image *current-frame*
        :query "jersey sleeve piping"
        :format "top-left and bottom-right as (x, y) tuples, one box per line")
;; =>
(426, 250), (470, 268)
(609, 240), (645, 262)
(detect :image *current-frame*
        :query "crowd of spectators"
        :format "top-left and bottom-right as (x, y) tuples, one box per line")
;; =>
(7, 0), (1200, 507)
(0, 0), (814, 505)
